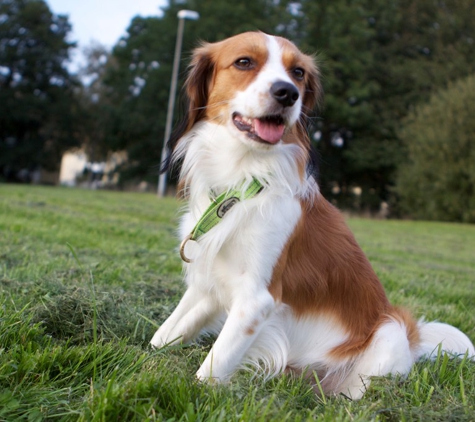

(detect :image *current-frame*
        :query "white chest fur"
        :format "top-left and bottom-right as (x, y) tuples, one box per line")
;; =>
(181, 188), (302, 309)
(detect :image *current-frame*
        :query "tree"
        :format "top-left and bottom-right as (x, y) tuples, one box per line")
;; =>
(295, 0), (475, 211)
(0, 0), (78, 181)
(395, 74), (475, 223)
(75, 42), (116, 163)
(95, 0), (475, 203)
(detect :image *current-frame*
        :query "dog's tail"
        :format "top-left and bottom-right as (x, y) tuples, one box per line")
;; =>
(415, 320), (475, 360)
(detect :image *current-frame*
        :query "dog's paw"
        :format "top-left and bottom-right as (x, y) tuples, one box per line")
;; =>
(149, 333), (165, 349)
(196, 364), (231, 385)
(196, 367), (209, 381)
(150, 329), (181, 349)
(196, 369), (222, 385)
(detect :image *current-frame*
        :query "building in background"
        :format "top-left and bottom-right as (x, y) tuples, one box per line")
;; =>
(59, 149), (128, 189)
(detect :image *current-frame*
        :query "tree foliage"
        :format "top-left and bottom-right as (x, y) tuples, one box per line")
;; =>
(293, 0), (475, 210)
(94, 0), (475, 205)
(74, 42), (116, 163)
(2, 0), (475, 220)
(0, 0), (78, 180)
(395, 74), (475, 223)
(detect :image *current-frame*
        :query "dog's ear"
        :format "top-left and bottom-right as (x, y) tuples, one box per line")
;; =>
(290, 57), (322, 181)
(302, 62), (323, 182)
(161, 43), (215, 175)
(184, 43), (216, 130)
(294, 56), (322, 142)
(302, 58), (323, 116)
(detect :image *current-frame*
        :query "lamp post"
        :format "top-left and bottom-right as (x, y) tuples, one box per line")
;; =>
(157, 9), (200, 197)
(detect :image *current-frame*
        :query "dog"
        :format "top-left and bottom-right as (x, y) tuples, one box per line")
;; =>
(151, 31), (474, 399)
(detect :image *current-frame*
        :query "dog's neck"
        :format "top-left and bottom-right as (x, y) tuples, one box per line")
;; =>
(174, 122), (316, 207)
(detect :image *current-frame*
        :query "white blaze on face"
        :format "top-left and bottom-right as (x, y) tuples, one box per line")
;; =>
(230, 35), (302, 144)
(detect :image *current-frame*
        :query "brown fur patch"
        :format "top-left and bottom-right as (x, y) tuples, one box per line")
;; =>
(245, 318), (260, 336)
(276, 36), (322, 113)
(269, 195), (392, 359)
(185, 32), (269, 127)
(389, 307), (421, 350)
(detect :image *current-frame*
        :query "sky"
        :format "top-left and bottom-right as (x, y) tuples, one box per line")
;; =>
(46, 0), (168, 72)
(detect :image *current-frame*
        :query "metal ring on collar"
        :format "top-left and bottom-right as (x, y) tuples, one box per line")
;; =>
(179, 234), (193, 263)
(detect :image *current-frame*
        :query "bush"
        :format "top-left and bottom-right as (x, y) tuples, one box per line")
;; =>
(396, 74), (475, 222)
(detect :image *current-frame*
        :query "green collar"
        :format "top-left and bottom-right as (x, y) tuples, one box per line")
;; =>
(180, 178), (264, 262)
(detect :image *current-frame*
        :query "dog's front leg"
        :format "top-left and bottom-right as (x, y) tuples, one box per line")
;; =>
(150, 287), (220, 348)
(196, 288), (275, 382)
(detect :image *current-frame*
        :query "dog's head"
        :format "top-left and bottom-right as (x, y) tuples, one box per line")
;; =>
(164, 32), (321, 174)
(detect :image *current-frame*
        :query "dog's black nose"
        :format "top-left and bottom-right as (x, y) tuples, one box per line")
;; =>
(270, 81), (300, 107)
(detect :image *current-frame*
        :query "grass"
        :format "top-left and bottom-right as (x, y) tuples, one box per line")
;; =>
(0, 183), (474, 421)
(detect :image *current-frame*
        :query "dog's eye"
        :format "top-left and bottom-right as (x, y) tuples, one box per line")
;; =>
(292, 67), (305, 80)
(234, 57), (253, 69)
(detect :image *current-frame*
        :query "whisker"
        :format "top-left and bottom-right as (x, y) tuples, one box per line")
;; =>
(300, 111), (316, 121)
(206, 115), (224, 123)
(191, 100), (230, 112)
(301, 104), (318, 113)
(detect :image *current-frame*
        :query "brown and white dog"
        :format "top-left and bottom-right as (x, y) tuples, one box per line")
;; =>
(151, 32), (474, 399)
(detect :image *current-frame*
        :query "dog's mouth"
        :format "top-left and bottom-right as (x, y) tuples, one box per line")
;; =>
(232, 113), (285, 144)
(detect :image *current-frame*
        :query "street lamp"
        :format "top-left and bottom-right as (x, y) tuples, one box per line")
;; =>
(157, 9), (200, 197)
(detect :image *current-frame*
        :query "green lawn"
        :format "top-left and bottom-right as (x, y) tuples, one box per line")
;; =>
(1, 184), (474, 421)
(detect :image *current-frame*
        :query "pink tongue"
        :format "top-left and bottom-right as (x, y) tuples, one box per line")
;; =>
(254, 119), (285, 144)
